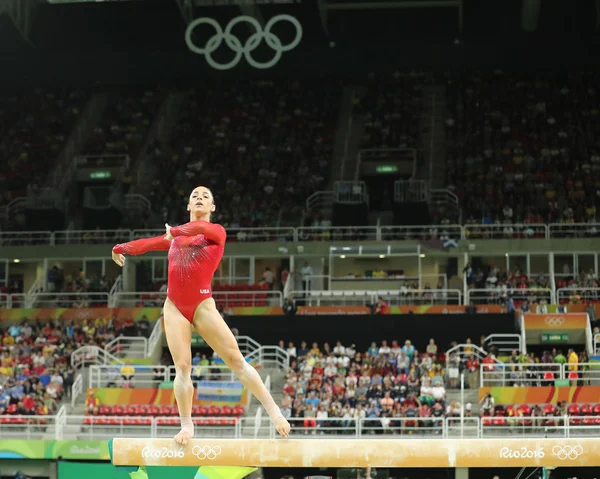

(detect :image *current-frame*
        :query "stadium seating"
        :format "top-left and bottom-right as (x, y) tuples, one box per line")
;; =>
(83, 87), (164, 160)
(444, 71), (600, 224)
(146, 80), (339, 228)
(356, 72), (424, 150)
(85, 404), (244, 426)
(0, 88), (88, 209)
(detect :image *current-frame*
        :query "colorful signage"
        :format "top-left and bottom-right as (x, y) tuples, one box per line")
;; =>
(0, 307), (162, 322)
(523, 314), (588, 330)
(388, 305), (503, 314)
(0, 440), (109, 460)
(111, 437), (600, 468)
(479, 386), (600, 405)
(89, 387), (247, 406)
(541, 333), (569, 343)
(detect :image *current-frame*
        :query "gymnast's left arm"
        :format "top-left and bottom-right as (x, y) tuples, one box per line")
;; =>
(167, 221), (227, 245)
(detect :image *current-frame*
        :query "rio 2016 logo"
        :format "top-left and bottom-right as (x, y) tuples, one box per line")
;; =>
(499, 447), (545, 459)
(141, 446), (185, 459)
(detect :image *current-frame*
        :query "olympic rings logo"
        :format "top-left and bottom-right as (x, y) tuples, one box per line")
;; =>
(185, 15), (303, 70)
(192, 445), (222, 460)
(552, 445), (583, 460)
(544, 316), (565, 327)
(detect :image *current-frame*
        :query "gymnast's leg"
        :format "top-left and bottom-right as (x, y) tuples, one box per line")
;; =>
(192, 298), (290, 438)
(163, 298), (195, 445)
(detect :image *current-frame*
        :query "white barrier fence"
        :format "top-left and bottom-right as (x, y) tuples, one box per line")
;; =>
(466, 288), (555, 305)
(112, 290), (283, 308)
(294, 289), (463, 306)
(2, 415), (600, 440)
(480, 363), (600, 387)
(2, 223), (600, 246)
(88, 364), (237, 388)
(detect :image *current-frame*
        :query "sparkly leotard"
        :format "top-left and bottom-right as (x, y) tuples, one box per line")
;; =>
(113, 221), (226, 322)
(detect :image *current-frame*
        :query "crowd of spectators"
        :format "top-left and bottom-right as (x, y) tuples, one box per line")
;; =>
(0, 88), (87, 212)
(84, 87), (164, 160)
(445, 71), (600, 226)
(0, 314), (145, 418)
(278, 338), (467, 434)
(355, 72), (424, 150)
(146, 80), (339, 229)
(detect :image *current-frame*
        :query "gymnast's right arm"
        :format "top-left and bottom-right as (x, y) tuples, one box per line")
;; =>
(112, 235), (171, 267)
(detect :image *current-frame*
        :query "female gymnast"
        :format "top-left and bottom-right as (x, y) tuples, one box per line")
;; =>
(111, 186), (290, 444)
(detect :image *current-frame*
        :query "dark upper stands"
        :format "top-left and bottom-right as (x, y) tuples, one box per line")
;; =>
(0, 88), (87, 208)
(445, 71), (600, 225)
(84, 87), (164, 160)
(356, 72), (424, 150)
(147, 80), (340, 228)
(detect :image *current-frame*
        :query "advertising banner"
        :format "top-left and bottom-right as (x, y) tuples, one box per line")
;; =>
(111, 437), (600, 468)
(90, 387), (247, 406)
(388, 305), (503, 314)
(0, 307), (162, 322)
(479, 386), (600, 405)
(297, 306), (371, 315)
(523, 313), (588, 330)
(295, 305), (504, 315)
(0, 440), (109, 460)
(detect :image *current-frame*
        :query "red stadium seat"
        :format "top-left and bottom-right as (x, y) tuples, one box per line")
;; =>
(222, 405), (233, 416)
(199, 405), (210, 416)
(233, 405), (245, 416)
(581, 404), (592, 415)
(149, 405), (160, 416)
(543, 404), (555, 415)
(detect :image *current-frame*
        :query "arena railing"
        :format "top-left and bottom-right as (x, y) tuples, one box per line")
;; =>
(88, 365), (237, 389)
(557, 287), (600, 303)
(296, 226), (379, 241)
(4, 223), (600, 244)
(131, 228), (296, 243)
(548, 222), (600, 238)
(5, 415), (600, 440)
(291, 289), (462, 306)
(71, 345), (124, 369)
(111, 290), (283, 308)
(29, 292), (110, 308)
(245, 345), (290, 371)
(104, 336), (149, 359)
(380, 225), (462, 241)
(0, 294), (8, 308)
(0, 410), (66, 440)
(464, 223), (549, 239)
(71, 373), (84, 407)
(53, 229), (132, 245)
(480, 363), (600, 387)
(465, 287), (555, 305)
(480, 363), (563, 387)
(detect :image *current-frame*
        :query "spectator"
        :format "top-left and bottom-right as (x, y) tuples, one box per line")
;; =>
(86, 392), (99, 415)
(480, 393), (495, 416)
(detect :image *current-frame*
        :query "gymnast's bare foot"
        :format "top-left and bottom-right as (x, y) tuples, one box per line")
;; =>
(275, 417), (290, 438)
(174, 428), (193, 446)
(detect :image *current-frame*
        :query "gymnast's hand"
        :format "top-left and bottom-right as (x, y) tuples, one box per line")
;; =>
(112, 251), (125, 267)
(165, 223), (173, 241)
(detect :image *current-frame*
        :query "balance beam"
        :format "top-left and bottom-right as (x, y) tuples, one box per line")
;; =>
(110, 438), (600, 468)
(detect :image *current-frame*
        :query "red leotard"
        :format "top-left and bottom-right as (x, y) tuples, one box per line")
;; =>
(112, 221), (226, 322)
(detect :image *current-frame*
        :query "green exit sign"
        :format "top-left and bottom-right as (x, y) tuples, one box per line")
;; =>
(541, 333), (569, 343)
(376, 164), (399, 174)
(90, 171), (111, 179)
